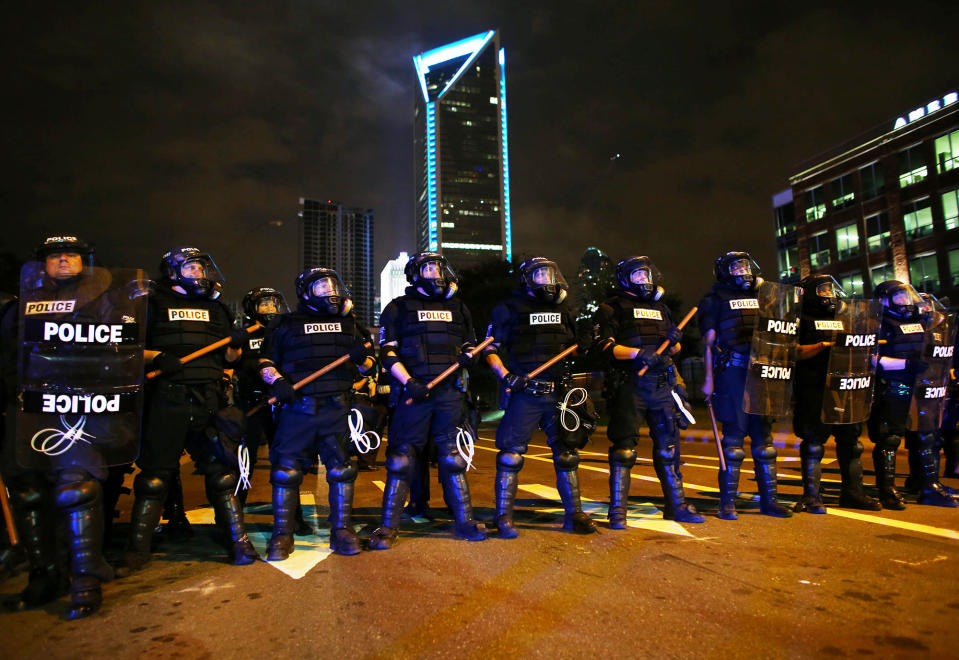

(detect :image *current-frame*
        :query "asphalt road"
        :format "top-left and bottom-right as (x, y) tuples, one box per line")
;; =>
(3, 415), (959, 659)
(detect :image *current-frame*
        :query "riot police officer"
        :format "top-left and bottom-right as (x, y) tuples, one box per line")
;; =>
(484, 257), (597, 538)
(595, 256), (705, 528)
(699, 251), (791, 519)
(120, 247), (258, 574)
(1, 236), (123, 618)
(792, 275), (880, 513)
(869, 280), (929, 510)
(370, 252), (486, 549)
(258, 269), (375, 558)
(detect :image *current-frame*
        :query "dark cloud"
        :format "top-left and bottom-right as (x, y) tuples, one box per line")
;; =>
(2, 1), (957, 308)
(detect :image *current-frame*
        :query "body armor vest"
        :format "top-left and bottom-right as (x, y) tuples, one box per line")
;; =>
(236, 323), (267, 406)
(274, 311), (358, 398)
(147, 284), (232, 383)
(707, 286), (760, 354)
(605, 295), (673, 373)
(392, 295), (468, 382)
(796, 308), (836, 387)
(501, 294), (574, 379)
(878, 314), (926, 384)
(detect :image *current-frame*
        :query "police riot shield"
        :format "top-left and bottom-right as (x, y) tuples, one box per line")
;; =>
(821, 300), (882, 424)
(16, 263), (148, 471)
(742, 281), (801, 417)
(909, 311), (956, 433)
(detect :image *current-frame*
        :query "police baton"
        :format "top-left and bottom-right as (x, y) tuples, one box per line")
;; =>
(145, 322), (263, 379)
(637, 306), (698, 376)
(505, 344), (579, 394)
(704, 395), (727, 472)
(247, 341), (373, 416)
(404, 336), (495, 405)
(0, 471), (18, 546)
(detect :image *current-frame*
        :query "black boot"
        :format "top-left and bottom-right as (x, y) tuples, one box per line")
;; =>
(6, 481), (63, 611)
(655, 457), (705, 523)
(58, 481), (114, 620)
(267, 485), (298, 561)
(943, 428), (959, 478)
(494, 468), (520, 539)
(159, 471), (193, 542)
(917, 445), (959, 507)
(294, 503), (312, 536)
(440, 469), (486, 541)
(794, 442), (826, 514)
(717, 452), (742, 520)
(754, 458), (792, 518)
(206, 474), (259, 565)
(873, 446), (906, 510)
(556, 468), (596, 533)
(903, 433), (921, 494)
(608, 448), (635, 529)
(117, 474), (167, 577)
(369, 474), (408, 551)
(328, 479), (361, 556)
(836, 439), (880, 510)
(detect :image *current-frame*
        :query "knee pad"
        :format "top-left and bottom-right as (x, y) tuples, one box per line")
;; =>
(385, 447), (413, 476)
(655, 442), (677, 464)
(205, 470), (238, 494)
(133, 472), (168, 499)
(916, 433), (937, 451)
(752, 444), (777, 463)
(440, 450), (467, 474)
(270, 465), (303, 487)
(326, 461), (357, 484)
(554, 450), (579, 471)
(54, 479), (99, 510)
(801, 441), (825, 460)
(724, 445), (746, 464)
(610, 447), (637, 468)
(496, 451), (524, 472)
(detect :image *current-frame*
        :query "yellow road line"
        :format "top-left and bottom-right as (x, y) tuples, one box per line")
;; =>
(825, 507), (959, 541)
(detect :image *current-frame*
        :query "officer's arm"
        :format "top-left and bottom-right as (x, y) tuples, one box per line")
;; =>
(485, 352), (509, 379)
(483, 305), (510, 379)
(381, 342), (413, 384)
(594, 304), (639, 361)
(797, 342), (830, 360)
(874, 355), (907, 371)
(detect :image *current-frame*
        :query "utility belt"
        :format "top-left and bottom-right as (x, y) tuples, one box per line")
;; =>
(284, 393), (350, 415)
(150, 379), (223, 411)
(716, 350), (749, 370)
(525, 378), (558, 396)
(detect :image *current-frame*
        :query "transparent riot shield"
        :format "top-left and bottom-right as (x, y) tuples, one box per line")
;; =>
(742, 281), (800, 417)
(909, 311), (956, 433)
(16, 263), (149, 471)
(821, 300), (882, 424)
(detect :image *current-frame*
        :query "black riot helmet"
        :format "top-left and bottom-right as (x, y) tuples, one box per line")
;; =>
(518, 257), (568, 304)
(295, 268), (353, 315)
(242, 287), (289, 324)
(36, 235), (95, 265)
(874, 280), (922, 322)
(800, 274), (846, 315)
(615, 255), (664, 301)
(917, 292), (947, 328)
(714, 251), (762, 290)
(159, 246), (225, 298)
(36, 235), (95, 284)
(404, 251), (458, 299)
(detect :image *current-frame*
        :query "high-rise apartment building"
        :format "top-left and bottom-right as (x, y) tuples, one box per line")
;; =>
(413, 29), (512, 271)
(298, 198), (375, 326)
(379, 251), (410, 314)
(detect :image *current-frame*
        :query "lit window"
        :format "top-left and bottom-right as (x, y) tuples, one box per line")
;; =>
(835, 224), (859, 260)
(909, 252), (939, 293)
(804, 186), (826, 222)
(775, 204), (796, 237)
(778, 244), (798, 280)
(808, 231), (830, 268)
(441, 222), (455, 228)
(489, 96), (498, 104)
(830, 173), (855, 208)
(838, 272), (864, 296)
(899, 144), (928, 187)
(942, 189), (959, 231)
(859, 162), (884, 200)
(949, 248), (959, 286)
(935, 129), (959, 174)
(870, 263), (894, 288)
(903, 198), (933, 240)
(865, 213), (890, 252)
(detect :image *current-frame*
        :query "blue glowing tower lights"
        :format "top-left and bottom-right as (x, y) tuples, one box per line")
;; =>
(412, 30), (512, 265)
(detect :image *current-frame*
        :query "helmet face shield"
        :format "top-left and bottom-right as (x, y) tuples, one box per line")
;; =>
(815, 280), (845, 300)
(519, 258), (568, 303)
(882, 282), (922, 321)
(44, 251), (84, 281)
(616, 256), (661, 299)
(162, 248), (223, 298)
(629, 268), (652, 286)
(406, 253), (458, 298)
(296, 268), (352, 315)
(715, 252), (760, 290)
(310, 276), (346, 300)
(728, 259), (752, 278)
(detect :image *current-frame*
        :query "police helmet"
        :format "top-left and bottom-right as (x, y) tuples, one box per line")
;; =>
(242, 287), (289, 324)
(518, 257), (568, 304)
(36, 235), (94, 266)
(800, 274), (846, 315)
(714, 251), (762, 290)
(874, 280), (922, 322)
(159, 246), (224, 298)
(615, 256), (664, 300)
(917, 292), (947, 328)
(295, 268), (353, 315)
(404, 252), (458, 299)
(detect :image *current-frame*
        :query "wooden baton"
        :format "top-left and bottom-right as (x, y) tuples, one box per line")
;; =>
(146, 322), (262, 380)
(404, 336), (495, 405)
(637, 306), (699, 376)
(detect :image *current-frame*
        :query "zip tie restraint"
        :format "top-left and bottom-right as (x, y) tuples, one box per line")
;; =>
(456, 426), (475, 471)
(559, 387), (588, 432)
(349, 408), (381, 455)
(235, 443), (251, 496)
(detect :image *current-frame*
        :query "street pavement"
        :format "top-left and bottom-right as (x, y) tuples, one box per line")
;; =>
(3, 415), (959, 659)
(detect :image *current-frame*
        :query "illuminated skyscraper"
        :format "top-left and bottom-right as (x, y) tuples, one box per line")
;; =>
(413, 29), (512, 271)
(298, 198), (375, 326)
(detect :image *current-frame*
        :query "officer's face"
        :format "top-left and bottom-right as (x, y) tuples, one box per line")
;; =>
(421, 262), (442, 279)
(311, 278), (337, 298)
(532, 267), (556, 285)
(629, 268), (651, 285)
(816, 281), (842, 298)
(45, 252), (83, 280)
(180, 260), (208, 280)
(729, 260), (751, 277)
(257, 298), (279, 315)
(891, 290), (915, 306)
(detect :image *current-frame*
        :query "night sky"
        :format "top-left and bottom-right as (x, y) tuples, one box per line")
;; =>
(3, 1), (958, 309)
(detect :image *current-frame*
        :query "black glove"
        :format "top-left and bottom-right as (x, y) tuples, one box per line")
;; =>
(271, 378), (296, 404)
(228, 328), (248, 349)
(350, 343), (372, 366)
(152, 351), (184, 376)
(456, 346), (476, 368)
(665, 325), (682, 345)
(634, 348), (668, 371)
(405, 377), (431, 403)
(504, 372), (528, 393)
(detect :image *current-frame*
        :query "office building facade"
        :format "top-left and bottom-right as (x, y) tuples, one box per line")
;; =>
(298, 198), (375, 326)
(413, 29), (512, 271)
(777, 90), (959, 301)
